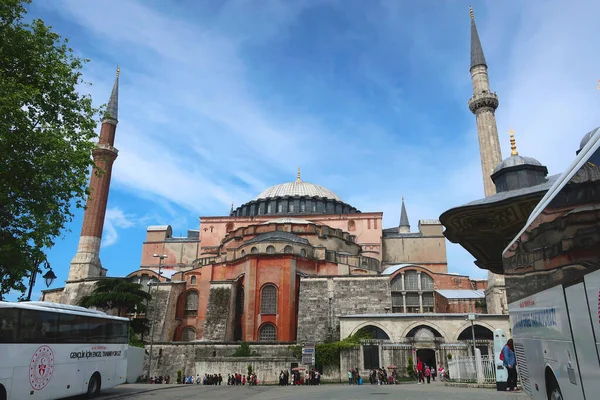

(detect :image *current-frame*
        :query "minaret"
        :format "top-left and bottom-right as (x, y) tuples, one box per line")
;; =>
(468, 7), (503, 197)
(398, 197), (410, 233)
(68, 67), (120, 281)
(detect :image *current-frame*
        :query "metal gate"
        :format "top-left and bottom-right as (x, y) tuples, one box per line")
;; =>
(363, 344), (379, 370)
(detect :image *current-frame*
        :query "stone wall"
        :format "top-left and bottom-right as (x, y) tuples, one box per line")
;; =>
(144, 343), (301, 383)
(202, 283), (233, 341)
(58, 279), (102, 305)
(296, 276), (392, 343)
(146, 282), (185, 342)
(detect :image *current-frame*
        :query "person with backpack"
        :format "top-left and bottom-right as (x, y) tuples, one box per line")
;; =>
(501, 339), (519, 391)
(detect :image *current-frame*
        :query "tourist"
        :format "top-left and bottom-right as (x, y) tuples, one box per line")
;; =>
(438, 364), (445, 382)
(416, 357), (424, 384)
(424, 366), (431, 384)
(502, 339), (518, 391)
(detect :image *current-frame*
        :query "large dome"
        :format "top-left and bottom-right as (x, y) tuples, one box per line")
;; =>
(256, 181), (342, 201)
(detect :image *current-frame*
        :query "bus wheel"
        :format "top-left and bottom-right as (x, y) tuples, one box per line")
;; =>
(0, 384), (6, 400)
(87, 372), (101, 398)
(547, 378), (563, 400)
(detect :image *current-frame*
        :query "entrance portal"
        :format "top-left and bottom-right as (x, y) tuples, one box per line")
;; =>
(416, 349), (436, 369)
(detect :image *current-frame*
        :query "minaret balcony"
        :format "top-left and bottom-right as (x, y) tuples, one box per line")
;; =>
(468, 91), (499, 113)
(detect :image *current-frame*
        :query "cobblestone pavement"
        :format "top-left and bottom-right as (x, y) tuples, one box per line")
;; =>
(95, 382), (528, 400)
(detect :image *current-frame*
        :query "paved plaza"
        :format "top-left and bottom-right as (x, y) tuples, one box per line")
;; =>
(89, 382), (528, 400)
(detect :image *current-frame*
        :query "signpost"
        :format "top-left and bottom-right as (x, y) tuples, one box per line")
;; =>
(302, 342), (315, 366)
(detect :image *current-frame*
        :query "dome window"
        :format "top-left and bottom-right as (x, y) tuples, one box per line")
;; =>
(266, 245), (276, 254)
(300, 201), (306, 212)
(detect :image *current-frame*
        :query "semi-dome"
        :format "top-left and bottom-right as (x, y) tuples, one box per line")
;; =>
(256, 181), (341, 201)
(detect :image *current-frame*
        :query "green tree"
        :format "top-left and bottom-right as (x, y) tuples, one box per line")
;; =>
(78, 279), (152, 335)
(0, 0), (102, 299)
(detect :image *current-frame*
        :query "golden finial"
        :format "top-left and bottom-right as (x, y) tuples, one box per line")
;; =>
(469, 6), (474, 19)
(116, 65), (120, 78)
(296, 167), (301, 182)
(509, 128), (518, 156)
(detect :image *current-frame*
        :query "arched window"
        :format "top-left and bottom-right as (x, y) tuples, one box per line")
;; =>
(348, 220), (356, 231)
(181, 326), (196, 342)
(284, 245), (293, 254)
(267, 203), (272, 213)
(259, 323), (277, 342)
(225, 222), (234, 232)
(241, 250), (246, 257)
(251, 247), (258, 254)
(421, 273), (434, 290)
(300, 201), (306, 212)
(190, 276), (196, 284)
(405, 271), (419, 290)
(311, 202), (317, 212)
(300, 249), (307, 257)
(289, 202), (295, 212)
(266, 245), (275, 254)
(277, 202), (283, 213)
(184, 291), (198, 317)
(260, 284), (277, 314)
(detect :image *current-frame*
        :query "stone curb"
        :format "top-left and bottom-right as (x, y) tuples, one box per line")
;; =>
(444, 382), (496, 389)
(98, 384), (186, 400)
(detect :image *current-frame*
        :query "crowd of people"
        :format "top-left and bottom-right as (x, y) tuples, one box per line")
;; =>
(280, 369), (322, 385)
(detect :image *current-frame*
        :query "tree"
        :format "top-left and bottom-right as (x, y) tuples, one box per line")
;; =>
(0, 0), (102, 299)
(78, 279), (152, 335)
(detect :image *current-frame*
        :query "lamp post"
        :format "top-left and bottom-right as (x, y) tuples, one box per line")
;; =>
(467, 314), (477, 355)
(146, 253), (167, 382)
(26, 259), (56, 301)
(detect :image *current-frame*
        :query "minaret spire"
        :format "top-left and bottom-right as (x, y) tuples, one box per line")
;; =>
(67, 67), (120, 282)
(469, 6), (487, 70)
(398, 196), (410, 233)
(104, 66), (120, 124)
(468, 7), (502, 197)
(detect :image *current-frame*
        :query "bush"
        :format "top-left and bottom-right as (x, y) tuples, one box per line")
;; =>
(129, 327), (144, 348)
(176, 370), (182, 384)
(407, 356), (414, 378)
(247, 364), (253, 375)
(232, 341), (252, 357)
(447, 353), (453, 360)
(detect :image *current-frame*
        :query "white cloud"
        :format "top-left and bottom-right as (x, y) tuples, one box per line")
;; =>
(102, 208), (136, 248)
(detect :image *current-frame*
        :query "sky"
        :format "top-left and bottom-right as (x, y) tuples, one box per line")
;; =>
(11, 0), (600, 301)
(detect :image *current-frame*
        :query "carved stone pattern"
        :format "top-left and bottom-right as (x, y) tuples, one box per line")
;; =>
(468, 92), (499, 113)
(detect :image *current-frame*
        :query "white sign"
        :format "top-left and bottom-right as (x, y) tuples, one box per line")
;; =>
(302, 343), (315, 365)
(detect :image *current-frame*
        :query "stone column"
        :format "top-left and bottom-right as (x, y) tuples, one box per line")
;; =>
(402, 292), (407, 313)
(417, 271), (422, 291)
(418, 291), (423, 314)
(401, 272), (405, 291)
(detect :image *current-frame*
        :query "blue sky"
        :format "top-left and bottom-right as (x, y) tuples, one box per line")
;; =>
(11, 0), (600, 300)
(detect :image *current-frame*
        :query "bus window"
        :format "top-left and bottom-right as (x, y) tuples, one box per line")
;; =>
(0, 308), (17, 342)
(17, 309), (59, 343)
(105, 321), (129, 344)
(58, 313), (90, 343)
(88, 317), (108, 342)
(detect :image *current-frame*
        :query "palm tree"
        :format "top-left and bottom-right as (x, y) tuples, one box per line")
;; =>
(79, 278), (152, 335)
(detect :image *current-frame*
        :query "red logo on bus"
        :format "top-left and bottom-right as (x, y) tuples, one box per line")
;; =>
(29, 345), (55, 390)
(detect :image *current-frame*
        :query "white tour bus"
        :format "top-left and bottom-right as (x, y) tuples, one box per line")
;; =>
(0, 301), (129, 400)
(502, 126), (600, 400)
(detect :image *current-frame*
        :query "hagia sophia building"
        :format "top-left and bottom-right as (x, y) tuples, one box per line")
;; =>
(40, 10), (550, 370)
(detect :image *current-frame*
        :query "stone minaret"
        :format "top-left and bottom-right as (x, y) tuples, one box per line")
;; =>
(67, 68), (120, 281)
(468, 7), (502, 198)
(467, 8), (507, 314)
(398, 197), (410, 233)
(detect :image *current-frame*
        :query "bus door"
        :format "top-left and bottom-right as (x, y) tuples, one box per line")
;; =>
(564, 273), (600, 398)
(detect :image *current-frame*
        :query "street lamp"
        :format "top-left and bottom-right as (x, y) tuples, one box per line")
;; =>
(146, 253), (167, 382)
(42, 269), (57, 288)
(467, 313), (477, 355)
(26, 260), (55, 301)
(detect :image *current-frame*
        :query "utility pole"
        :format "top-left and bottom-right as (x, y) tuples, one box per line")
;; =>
(146, 253), (167, 382)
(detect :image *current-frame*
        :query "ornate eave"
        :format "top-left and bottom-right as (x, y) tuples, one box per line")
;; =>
(440, 190), (548, 275)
